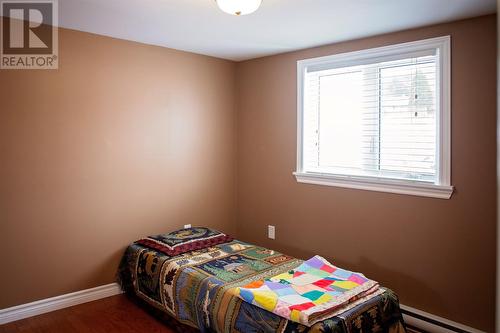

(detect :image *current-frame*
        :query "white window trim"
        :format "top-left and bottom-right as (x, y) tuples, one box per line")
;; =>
(295, 36), (453, 199)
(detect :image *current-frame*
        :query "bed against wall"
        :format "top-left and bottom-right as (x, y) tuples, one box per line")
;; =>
(118, 227), (407, 333)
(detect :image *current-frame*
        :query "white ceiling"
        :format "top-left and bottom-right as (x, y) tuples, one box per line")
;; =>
(59, 0), (497, 61)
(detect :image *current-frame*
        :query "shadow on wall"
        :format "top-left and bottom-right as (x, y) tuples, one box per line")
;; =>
(271, 242), (443, 310)
(72, 248), (126, 291)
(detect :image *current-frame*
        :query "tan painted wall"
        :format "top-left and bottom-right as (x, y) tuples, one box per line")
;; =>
(0, 26), (236, 308)
(235, 15), (497, 332)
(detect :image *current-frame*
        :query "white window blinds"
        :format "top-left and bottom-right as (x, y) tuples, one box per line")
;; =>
(302, 52), (438, 183)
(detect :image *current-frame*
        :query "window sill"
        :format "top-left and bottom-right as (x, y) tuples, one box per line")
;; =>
(293, 172), (454, 199)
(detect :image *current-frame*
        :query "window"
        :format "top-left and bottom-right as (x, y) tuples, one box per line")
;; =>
(295, 36), (453, 199)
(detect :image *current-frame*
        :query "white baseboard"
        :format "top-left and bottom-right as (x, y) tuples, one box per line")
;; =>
(401, 304), (485, 333)
(0, 284), (486, 333)
(0, 283), (123, 325)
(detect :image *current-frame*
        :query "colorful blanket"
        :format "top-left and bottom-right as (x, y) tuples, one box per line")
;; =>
(118, 237), (407, 333)
(232, 256), (382, 326)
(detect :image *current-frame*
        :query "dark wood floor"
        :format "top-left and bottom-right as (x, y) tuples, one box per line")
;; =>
(0, 295), (176, 333)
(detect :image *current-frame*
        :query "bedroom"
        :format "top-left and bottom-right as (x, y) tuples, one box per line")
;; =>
(0, 1), (497, 332)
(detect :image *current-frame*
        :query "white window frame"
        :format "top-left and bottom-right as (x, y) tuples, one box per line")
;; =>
(294, 36), (453, 199)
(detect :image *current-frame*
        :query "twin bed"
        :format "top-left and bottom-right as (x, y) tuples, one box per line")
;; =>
(118, 227), (406, 333)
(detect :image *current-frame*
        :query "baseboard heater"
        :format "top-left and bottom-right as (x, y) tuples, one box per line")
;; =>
(400, 305), (485, 333)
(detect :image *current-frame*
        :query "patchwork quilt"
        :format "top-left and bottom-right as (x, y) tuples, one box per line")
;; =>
(233, 256), (383, 326)
(118, 237), (407, 333)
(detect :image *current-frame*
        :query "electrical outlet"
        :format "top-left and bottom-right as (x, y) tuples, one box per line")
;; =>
(268, 225), (275, 240)
(184, 224), (192, 229)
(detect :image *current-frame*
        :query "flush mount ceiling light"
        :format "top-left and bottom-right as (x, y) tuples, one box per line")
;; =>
(216, 0), (262, 16)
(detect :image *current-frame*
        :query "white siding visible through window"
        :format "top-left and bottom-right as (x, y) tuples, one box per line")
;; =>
(379, 57), (437, 179)
(295, 37), (453, 199)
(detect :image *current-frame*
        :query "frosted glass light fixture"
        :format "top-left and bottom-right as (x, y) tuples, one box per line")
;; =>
(216, 0), (262, 16)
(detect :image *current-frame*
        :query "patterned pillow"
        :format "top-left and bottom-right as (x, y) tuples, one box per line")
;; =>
(136, 227), (233, 256)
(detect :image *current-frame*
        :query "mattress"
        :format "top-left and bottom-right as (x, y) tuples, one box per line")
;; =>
(118, 238), (406, 333)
